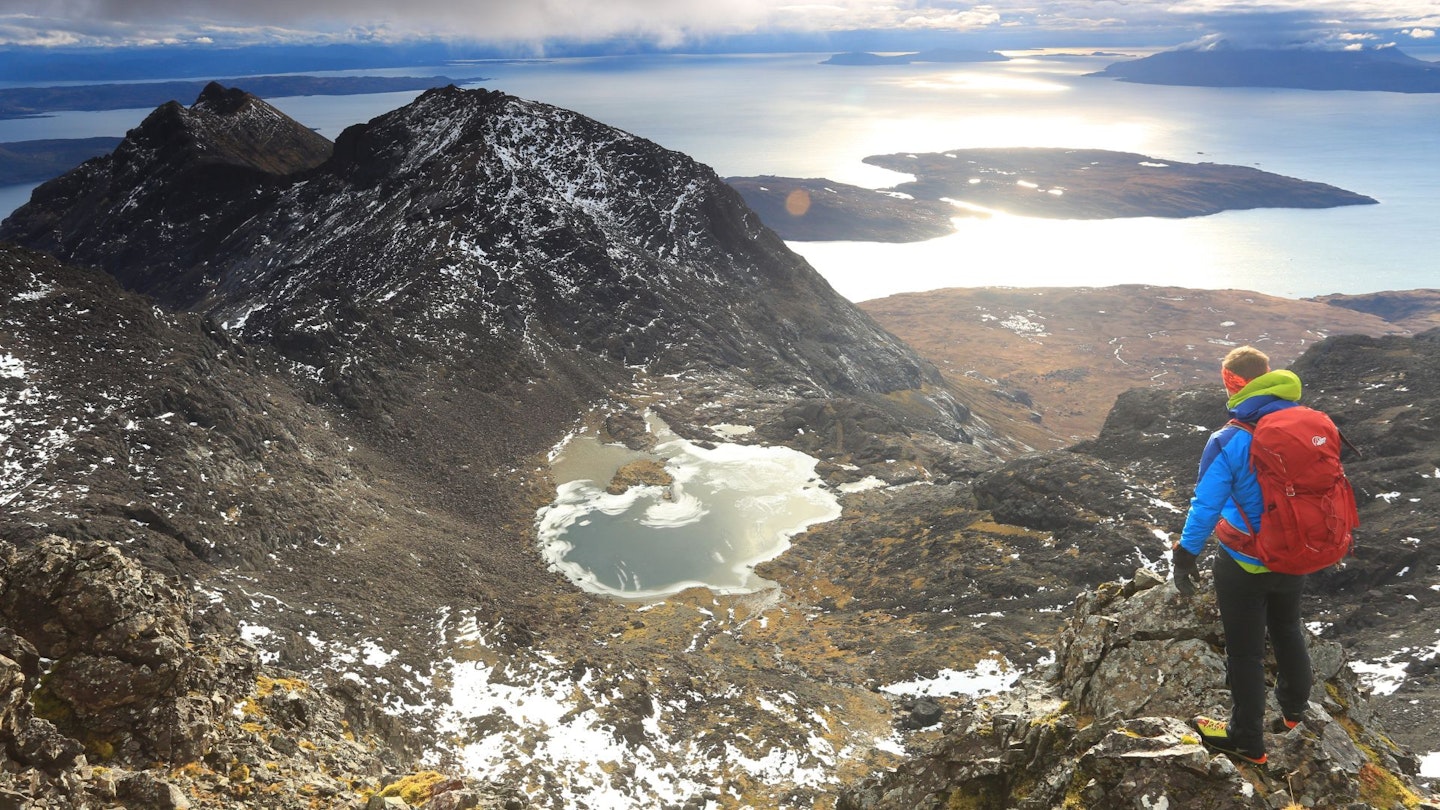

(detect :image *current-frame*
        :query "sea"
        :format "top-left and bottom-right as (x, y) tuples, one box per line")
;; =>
(2, 48), (1438, 302)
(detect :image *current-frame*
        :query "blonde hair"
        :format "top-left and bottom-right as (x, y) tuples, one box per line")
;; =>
(1223, 346), (1270, 381)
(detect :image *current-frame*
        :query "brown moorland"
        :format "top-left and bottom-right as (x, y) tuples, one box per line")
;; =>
(860, 285), (1437, 451)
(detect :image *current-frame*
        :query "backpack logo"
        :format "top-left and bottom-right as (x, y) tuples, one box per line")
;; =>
(1228, 406), (1359, 575)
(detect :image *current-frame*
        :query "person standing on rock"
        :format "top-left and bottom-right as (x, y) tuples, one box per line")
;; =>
(1171, 345), (1310, 765)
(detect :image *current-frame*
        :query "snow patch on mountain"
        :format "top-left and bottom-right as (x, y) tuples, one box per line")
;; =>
(879, 656), (1021, 698)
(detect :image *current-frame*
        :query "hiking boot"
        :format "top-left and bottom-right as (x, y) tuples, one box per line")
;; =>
(1193, 716), (1267, 764)
(1271, 714), (1304, 733)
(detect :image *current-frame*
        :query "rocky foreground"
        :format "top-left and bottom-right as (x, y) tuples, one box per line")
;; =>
(5, 539), (1436, 808)
(0, 535), (522, 810)
(841, 568), (1437, 809)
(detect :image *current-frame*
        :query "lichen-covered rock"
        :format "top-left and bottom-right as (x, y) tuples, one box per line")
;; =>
(0, 536), (218, 764)
(0, 536), (526, 809)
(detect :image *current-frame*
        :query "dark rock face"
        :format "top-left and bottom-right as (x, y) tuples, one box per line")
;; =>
(1, 83), (331, 303)
(974, 453), (1149, 532)
(2, 83), (969, 458)
(839, 570), (1432, 809)
(0, 245), (378, 574)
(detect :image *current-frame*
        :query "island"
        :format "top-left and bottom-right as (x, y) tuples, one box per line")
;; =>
(821, 48), (1008, 66)
(1086, 45), (1440, 93)
(723, 177), (960, 242)
(0, 75), (468, 119)
(728, 147), (1377, 241)
(0, 137), (122, 185)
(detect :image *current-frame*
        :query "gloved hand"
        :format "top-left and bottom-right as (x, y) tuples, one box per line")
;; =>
(1172, 542), (1199, 597)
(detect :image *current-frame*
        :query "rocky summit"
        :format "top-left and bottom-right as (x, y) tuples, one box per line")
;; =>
(2, 81), (1440, 809)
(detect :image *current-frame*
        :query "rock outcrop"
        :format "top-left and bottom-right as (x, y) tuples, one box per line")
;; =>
(840, 568), (1436, 809)
(3, 82), (331, 303)
(0, 535), (527, 810)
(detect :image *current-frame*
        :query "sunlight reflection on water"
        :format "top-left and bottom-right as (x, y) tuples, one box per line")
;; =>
(790, 198), (1417, 302)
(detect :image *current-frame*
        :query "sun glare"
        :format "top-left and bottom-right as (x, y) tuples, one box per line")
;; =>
(897, 72), (1070, 94)
(850, 113), (1160, 160)
(789, 212), (1234, 303)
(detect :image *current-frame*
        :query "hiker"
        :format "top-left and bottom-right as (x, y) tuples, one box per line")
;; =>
(1170, 346), (1314, 765)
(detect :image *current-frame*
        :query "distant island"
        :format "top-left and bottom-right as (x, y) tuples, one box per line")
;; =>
(821, 49), (1008, 66)
(1029, 51), (1135, 60)
(0, 137), (122, 185)
(728, 147), (1376, 241)
(0, 75), (467, 119)
(1087, 45), (1440, 92)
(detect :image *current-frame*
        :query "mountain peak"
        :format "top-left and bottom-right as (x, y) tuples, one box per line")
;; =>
(169, 81), (332, 174)
(3, 83), (971, 442)
(0, 81), (333, 302)
(193, 79), (254, 114)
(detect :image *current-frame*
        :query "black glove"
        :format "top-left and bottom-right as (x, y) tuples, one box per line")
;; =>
(1172, 542), (1199, 597)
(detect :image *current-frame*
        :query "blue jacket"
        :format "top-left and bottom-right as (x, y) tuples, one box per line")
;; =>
(1179, 370), (1303, 569)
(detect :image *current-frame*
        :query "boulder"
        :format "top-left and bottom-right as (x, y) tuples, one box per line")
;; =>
(0, 536), (224, 765)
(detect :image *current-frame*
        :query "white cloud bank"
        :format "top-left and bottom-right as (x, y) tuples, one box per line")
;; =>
(2, 0), (1439, 48)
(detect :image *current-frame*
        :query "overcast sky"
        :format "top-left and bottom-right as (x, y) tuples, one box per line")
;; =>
(0, 0), (1436, 50)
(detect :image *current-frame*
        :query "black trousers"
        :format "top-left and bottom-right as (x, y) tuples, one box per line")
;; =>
(1213, 551), (1312, 752)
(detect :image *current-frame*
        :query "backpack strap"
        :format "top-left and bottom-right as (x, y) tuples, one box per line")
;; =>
(1224, 417), (1259, 534)
(1338, 429), (1363, 459)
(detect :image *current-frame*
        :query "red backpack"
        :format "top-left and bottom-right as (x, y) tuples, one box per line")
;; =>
(1228, 406), (1359, 575)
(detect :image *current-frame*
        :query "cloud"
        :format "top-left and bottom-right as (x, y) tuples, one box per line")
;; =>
(2, 0), (1438, 48)
(1157, 2), (1440, 50)
(1403, 27), (1435, 38)
(4, 0), (930, 42)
